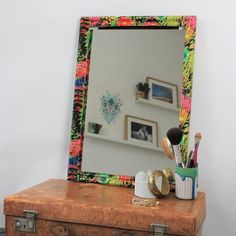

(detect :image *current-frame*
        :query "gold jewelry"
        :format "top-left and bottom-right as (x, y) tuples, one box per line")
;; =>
(162, 168), (175, 192)
(162, 168), (175, 184)
(148, 170), (170, 197)
(161, 138), (175, 160)
(132, 197), (160, 207)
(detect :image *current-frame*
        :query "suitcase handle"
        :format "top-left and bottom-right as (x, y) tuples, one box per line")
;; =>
(50, 224), (71, 236)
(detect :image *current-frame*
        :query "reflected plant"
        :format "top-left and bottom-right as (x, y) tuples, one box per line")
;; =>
(136, 82), (150, 99)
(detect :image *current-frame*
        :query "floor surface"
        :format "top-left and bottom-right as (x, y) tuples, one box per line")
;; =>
(0, 228), (5, 236)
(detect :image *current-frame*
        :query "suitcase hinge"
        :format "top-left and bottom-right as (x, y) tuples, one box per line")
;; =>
(14, 210), (38, 233)
(24, 210), (38, 219)
(151, 224), (168, 236)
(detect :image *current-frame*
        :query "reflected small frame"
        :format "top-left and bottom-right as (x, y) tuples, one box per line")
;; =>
(125, 115), (158, 148)
(146, 77), (179, 109)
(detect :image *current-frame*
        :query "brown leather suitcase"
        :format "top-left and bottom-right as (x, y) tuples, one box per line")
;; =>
(4, 179), (205, 236)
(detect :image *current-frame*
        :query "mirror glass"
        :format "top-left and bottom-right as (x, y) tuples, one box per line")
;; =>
(81, 28), (185, 176)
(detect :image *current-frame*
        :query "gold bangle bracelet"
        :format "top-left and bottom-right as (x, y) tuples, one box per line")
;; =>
(148, 170), (170, 197)
(162, 168), (175, 184)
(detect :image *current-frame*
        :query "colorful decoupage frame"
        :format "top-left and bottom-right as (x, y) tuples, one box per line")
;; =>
(67, 16), (197, 187)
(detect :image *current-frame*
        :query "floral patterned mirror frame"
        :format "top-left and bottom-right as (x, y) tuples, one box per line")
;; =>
(67, 16), (197, 187)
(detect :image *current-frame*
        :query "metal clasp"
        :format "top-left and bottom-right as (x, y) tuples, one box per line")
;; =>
(151, 224), (168, 236)
(14, 210), (38, 233)
(24, 210), (38, 219)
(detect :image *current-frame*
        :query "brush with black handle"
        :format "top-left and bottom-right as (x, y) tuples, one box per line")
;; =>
(167, 127), (184, 168)
(185, 150), (193, 168)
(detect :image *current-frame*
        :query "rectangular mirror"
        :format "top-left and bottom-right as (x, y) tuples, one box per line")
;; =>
(68, 16), (197, 187)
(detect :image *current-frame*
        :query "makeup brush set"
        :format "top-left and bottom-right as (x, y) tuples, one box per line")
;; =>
(162, 127), (202, 200)
(162, 127), (202, 168)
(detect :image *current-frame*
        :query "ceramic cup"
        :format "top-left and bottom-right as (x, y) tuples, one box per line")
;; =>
(175, 167), (198, 200)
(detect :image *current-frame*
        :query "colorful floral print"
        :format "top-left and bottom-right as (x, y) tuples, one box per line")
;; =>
(76, 59), (90, 79)
(117, 17), (135, 26)
(69, 140), (82, 157)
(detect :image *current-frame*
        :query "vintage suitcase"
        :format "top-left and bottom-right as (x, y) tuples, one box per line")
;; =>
(4, 179), (205, 236)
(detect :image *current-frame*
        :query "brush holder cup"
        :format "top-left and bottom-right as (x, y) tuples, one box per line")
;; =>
(175, 167), (198, 200)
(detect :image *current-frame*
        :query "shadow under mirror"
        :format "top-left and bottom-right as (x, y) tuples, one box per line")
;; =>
(82, 28), (185, 176)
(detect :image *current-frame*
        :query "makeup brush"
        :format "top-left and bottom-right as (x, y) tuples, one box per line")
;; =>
(167, 128), (184, 167)
(186, 150), (194, 168)
(161, 137), (175, 160)
(193, 132), (202, 167)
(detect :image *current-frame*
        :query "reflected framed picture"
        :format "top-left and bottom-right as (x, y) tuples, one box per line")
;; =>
(125, 115), (158, 148)
(146, 77), (179, 109)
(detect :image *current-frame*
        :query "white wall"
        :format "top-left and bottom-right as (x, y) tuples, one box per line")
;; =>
(0, 0), (236, 235)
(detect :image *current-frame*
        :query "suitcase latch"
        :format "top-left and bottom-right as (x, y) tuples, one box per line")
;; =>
(14, 210), (38, 233)
(151, 224), (168, 236)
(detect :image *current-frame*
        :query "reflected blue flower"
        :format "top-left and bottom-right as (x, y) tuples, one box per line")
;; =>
(100, 91), (122, 124)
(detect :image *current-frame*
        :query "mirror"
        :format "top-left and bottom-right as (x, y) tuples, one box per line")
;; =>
(68, 16), (197, 187)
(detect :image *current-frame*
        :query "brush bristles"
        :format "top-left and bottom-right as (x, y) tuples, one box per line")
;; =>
(167, 127), (183, 145)
(195, 132), (202, 140)
(194, 132), (202, 146)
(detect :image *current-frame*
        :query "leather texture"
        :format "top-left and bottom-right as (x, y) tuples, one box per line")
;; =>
(4, 179), (206, 235)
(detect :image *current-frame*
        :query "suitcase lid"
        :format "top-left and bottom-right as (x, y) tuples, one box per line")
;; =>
(4, 179), (205, 235)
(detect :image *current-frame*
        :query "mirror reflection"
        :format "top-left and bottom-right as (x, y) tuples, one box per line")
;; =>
(82, 28), (185, 176)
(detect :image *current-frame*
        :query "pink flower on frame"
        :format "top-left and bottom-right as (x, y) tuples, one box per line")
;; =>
(90, 16), (100, 22)
(117, 17), (134, 26)
(120, 176), (131, 181)
(90, 16), (101, 26)
(76, 59), (90, 78)
(70, 140), (82, 157)
(185, 16), (196, 30)
(181, 94), (191, 112)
